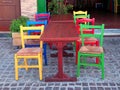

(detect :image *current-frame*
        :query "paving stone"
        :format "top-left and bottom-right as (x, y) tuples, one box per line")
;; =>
(98, 87), (104, 90)
(26, 83), (33, 86)
(109, 83), (116, 86)
(90, 87), (97, 90)
(3, 87), (10, 90)
(60, 87), (66, 90)
(75, 87), (81, 90)
(48, 83), (54, 86)
(82, 83), (88, 86)
(45, 87), (52, 90)
(89, 83), (96, 86)
(10, 88), (16, 90)
(53, 87), (59, 90)
(96, 83), (102, 86)
(104, 87), (111, 90)
(111, 87), (117, 90)
(117, 87), (120, 90)
(39, 88), (44, 90)
(16, 87), (23, 90)
(76, 83), (82, 86)
(11, 83), (17, 86)
(68, 87), (74, 90)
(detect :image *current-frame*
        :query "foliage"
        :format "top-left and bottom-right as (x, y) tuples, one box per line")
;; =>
(48, 0), (73, 15)
(10, 16), (29, 32)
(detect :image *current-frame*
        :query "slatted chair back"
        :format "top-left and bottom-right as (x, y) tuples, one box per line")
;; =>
(35, 12), (50, 23)
(80, 24), (104, 47)
(20, 25), (44, 48)
(26, 20), (47, 35)
(76, 18), (95, 34)
(73, 10), (90, 23)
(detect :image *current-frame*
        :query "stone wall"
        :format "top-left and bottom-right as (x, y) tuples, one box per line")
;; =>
(21, 0), (37, 20)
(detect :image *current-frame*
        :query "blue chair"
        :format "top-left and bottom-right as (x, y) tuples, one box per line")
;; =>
(26, 20), (48, 65)
(27, 20), (47, 35)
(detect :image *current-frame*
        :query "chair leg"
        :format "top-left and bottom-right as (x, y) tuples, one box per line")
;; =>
(24, 58), (28, 71)
(14, 54), (18, 80)
(82, 56), (87, 68)
(76, 41), (80, 64)
(43, 43), (47, 65)
(38, 54), (43, 80)
(101, 53), (104, 79)
(77, 52), (81, 77)
(96, 41), (99, 64)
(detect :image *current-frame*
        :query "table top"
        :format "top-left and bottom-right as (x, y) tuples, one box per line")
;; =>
(40, 22), (79, 42)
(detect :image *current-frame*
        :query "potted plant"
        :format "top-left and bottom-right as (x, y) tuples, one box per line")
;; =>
(48, 0), (73, 15)
(10, 16), (29, 46)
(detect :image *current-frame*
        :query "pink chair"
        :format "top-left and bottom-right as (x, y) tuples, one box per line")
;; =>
(35, 12), (50, 23)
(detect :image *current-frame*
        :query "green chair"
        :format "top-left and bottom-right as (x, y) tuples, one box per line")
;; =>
(77, 24), (105, 79)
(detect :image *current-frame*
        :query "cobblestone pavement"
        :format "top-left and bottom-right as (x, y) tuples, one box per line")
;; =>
(0, 37), (120, 90)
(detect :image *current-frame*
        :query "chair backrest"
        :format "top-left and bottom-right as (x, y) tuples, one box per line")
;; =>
(73, 11), (90, 23)
(35, 12), (50, 23)
(27, 20), (47, 27)
(73, 10), (87, 16)
(26, 20), (47, 35)
(20, 25), (44, 48)
(80, 24), (104, 46)
(76, 18), (95, 34)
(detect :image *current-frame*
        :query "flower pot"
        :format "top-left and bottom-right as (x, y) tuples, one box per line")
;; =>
(12, 32), (21, 46)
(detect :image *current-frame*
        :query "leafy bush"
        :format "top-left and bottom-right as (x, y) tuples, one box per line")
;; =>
(48, 0), (73, 15)
(10, 16), (29, 32)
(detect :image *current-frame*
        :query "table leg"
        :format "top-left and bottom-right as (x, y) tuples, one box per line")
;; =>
(45, 42), (77, 82)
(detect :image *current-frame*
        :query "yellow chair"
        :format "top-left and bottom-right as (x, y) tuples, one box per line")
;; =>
(14, 25), (44, 80)
(73, 10), (90, 23)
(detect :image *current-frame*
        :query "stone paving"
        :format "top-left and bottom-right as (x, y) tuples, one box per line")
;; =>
(0, 36), (120, 90)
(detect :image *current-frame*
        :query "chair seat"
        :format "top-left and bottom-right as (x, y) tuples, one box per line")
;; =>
(77, 37), (97, 42)
(16, 48), (42, 56)
(79, 46), (103, 54)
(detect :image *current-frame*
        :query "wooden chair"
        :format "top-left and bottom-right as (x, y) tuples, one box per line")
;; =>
(77, 24), (105, 79)
(73, 10), (90, 23)
(26, 20), (48, 65)
(27, 20), (47, 35)
(14, 25), (44, 80)
(75, 18), (99, 64)
(75, 18), (95, 34)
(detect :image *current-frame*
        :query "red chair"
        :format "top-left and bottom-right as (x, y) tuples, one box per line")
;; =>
(76, 18), (95, 34)
(75, 18), (99, 64)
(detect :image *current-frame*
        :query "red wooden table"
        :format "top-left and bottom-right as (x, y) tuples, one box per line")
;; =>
(40, 21), (79, 82)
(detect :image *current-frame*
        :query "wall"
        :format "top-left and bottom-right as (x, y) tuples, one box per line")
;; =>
(21, 0), (37, 20)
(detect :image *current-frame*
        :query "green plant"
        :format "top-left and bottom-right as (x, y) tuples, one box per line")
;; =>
(48, 0), (73, 15)
(10, 16), (29, 32)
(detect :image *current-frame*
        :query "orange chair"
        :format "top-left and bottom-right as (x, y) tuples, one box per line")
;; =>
(14, 25), (44, 80)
